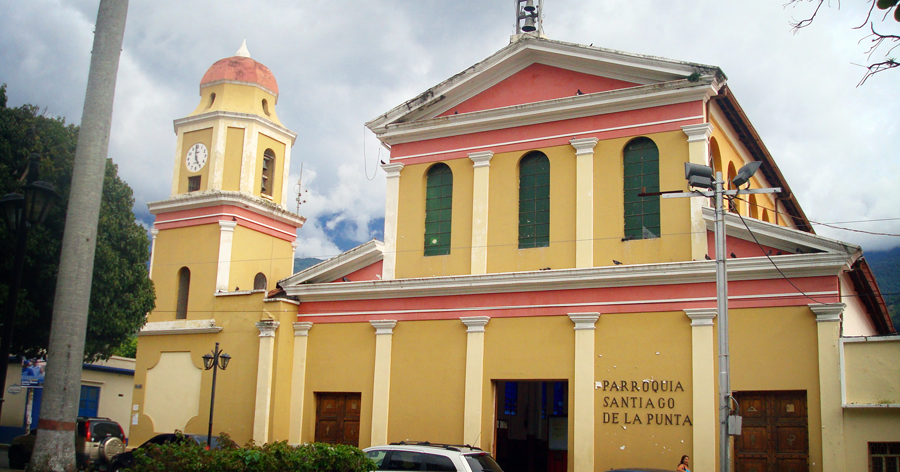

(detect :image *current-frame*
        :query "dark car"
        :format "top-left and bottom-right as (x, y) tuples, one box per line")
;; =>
(107, 433), (220, 472)
(7, 417), (126, 470)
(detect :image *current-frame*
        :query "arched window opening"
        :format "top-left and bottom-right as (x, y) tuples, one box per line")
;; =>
(749, 194), (760, 220)
(254, 272), (267, 291)
(261, 149), (276, 197)
(424, 163), (453, 256)
(518, 152), (550, 249)
(623, 138), (660, 240)
(207, 92), (216, 109)
(727, 162), (739, 214)
(710, 138), (723, 176)
(176, 267), (190, 320)
(262, 99), (270, 116)
(761, 208), (770, 224)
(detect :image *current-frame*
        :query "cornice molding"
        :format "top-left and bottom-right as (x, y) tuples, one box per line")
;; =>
(370, 320), (397, 335)
(256, 320), (280, 337)
(173, 110), (297, 145)
(283, 252), (849, 302)
(569, 313), (600, 330)
(461, 316), (491, 333)
(293, 321), (313, 336)
(684, 308), (717, 327)
(138, 319), (222, 336)
(810, 303), (845, 322)
(570, 137), (599, 154)
(278, 239), (384, 286)
(469, 151), (494, 167)
(377, 81), (718, 146)
(148, 190), (307, 228)
(381, 163), (404, 178)
(682, 123), (714, 142)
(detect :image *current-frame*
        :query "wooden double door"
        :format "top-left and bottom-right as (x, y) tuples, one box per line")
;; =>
(315, 392), (361, 447)
(734, 391), (809, 472)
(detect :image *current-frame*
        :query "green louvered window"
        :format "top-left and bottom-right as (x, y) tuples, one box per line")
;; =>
(623, 138), (660, 240)
(424, 163), (453, 256)
(519, 152), (550, 249)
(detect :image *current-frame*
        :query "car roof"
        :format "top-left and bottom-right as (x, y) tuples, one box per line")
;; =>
(365, 443), (484, 456)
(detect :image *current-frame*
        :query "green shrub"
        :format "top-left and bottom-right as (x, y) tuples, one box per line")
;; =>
(129, 433), (375, 472)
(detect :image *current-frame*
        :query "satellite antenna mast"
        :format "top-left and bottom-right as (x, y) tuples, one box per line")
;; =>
(295, 162), (308, 214)
(515, 0), (544, 36)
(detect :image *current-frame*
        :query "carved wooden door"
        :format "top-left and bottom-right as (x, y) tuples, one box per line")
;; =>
(734, 391), (808, 472)
(315, 392), (361, 447)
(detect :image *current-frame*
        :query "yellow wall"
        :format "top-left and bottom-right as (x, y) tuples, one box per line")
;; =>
(843, 409), (900, 471)
(593, 131), (693, 266)
(302, 323), (377, 446)
(222, 127), (245, 192)
(229, 226), (294, 292)
(149, 224), (221, 322)
(388, 320), (467, 444)
(255, 134), (287, 205)
(395, 159), (474, 278)
(594, 311), (693, 470)
(189, 83), (284, 127)
(843, 339), (900, 405)
(486, 147), (576, 272)
(176, 128), (214, 194)
(730, 306), (823, 471)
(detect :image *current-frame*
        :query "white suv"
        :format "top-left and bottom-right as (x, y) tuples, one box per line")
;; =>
(364, 442), (504, 472)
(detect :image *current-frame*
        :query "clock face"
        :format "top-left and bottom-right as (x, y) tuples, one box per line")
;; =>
(185, 143), (208, 172)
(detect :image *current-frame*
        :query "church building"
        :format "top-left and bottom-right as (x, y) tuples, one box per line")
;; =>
(131, 15), (898, 472)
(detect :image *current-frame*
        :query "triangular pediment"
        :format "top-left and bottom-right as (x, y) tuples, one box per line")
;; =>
(435, 63), (640, 117)
(367, 36), (724, 132)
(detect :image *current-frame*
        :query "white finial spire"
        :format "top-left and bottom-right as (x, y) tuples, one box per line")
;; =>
(235, 39), (251, 58)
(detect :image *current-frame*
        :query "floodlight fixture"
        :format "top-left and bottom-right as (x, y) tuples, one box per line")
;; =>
(732, 161), (762, 188)
(684, 162), (715, 189)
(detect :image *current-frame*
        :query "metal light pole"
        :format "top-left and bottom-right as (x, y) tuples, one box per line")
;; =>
(202, 342), (231, 448)
(0, 158), (60, 420)
(673, 162), (778, 472)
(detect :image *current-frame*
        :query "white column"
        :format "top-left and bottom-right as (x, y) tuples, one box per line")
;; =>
(569, 313), (599, 472)
(216, 221), (238, 292)
(148, 228), (159, 279)
(240, 125), (259, 194)
(370, 320), (397, 446)
(381, 163), (404, 280)
(280, 137), (294, 206)
(681, 124), (714, 261)
(570, 138), (598, 268)
(253, 320), (280, 444)
(469, 152), (493, 275)
(810, 303), (846, 472)
(209, 120), (228, 190)
(289, 322), (313, 444)
(684, 308), (717, 472)
(461, 316), (490, 447)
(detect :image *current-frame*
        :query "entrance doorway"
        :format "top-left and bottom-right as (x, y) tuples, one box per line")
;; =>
(494, 381), (567, 472)
(734, 391), (809, 472)
(314, 392), (361, 447)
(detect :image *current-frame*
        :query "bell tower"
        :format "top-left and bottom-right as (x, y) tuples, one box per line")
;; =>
(147, 42), (306, 322)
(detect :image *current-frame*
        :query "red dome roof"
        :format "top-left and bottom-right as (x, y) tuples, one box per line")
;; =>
(200, 56), (279, 95)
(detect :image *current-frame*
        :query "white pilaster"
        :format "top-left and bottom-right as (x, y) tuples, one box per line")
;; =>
(681, 124), (714, 261)
(684, 308), (717, 472)
(289, 322), (313, 444)
(148, 229), (159, 279)
(461, 316), (490, 447)
(569, 313), (599, 472)
(381, 163), (404, 280)
(209, 120), (228, 190)
(570, 138), (598, 268)
(810, 303), (846, 472)
(469, 152), (493, 275)
(216, 221), (238, 292)
(253, 320), (280, 444)
(370, 320), (397, 445)
(240, 124), (259, 194)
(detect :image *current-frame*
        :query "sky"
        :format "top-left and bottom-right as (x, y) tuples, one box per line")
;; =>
(1, 0), (899, 259)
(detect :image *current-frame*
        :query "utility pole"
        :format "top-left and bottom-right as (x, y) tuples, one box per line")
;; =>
(30, 1), (128, 471)
(673, 162), (778, 472)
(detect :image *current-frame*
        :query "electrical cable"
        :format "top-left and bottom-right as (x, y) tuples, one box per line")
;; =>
(363, 126), (380, 181)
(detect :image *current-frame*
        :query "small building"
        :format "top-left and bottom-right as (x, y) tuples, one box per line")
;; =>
(0, 356), (135, 443)
(131, 28), (897, 472)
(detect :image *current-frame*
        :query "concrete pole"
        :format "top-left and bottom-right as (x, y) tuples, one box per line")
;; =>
(30, 1), (128, 470)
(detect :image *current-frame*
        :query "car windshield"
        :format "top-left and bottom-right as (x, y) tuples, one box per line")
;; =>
(464, 453), (504, 472)
(91, 422), (122, 439)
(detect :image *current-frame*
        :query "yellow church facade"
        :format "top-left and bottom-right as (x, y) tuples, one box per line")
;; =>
(131, 37), (897, 472)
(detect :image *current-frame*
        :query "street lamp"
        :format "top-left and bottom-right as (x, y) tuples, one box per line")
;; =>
(0, 158), (61, 419)
(202, 342), (231, 448)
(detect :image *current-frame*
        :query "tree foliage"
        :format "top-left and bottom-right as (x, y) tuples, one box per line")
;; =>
(0, 84), (155, 362)
(787, 0), (900, 84)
